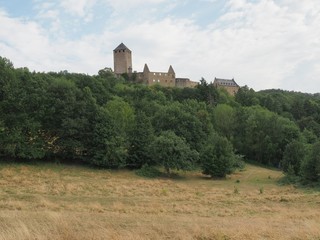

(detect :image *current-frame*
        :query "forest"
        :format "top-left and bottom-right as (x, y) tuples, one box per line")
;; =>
(0, 56), (320, 183)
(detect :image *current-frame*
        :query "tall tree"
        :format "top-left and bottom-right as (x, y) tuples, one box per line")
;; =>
(127, 111), (154, 168)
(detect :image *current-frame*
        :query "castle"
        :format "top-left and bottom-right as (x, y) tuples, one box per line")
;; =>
(213, 78), (240, 96)
(113, 43), (239, 94)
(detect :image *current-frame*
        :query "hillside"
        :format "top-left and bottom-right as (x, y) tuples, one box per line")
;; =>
(1, 57), (320, 183)
(0, 163), (319, 240)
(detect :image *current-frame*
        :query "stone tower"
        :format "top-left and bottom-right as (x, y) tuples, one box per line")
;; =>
(113, 43), (132, 75)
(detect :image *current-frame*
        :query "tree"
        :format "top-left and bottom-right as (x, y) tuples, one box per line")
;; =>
(0, 67), (47, 160)
(127, 111), (154, 168)
(234, 106), (300, 166)
(149, 131), (199, 174)
(201, 134), (235, 178)
(301, 142), (320, 182)
(281, 140), (306, 176)
(195, 78), (219, 105)
(153, 102), (206, 151)
(212, 104), (236, 140)
(235, 86), (259, 106)
(91, 98), (135, 168)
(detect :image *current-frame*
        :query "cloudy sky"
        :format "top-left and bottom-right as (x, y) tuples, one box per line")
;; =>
(0, 0), (319, 93)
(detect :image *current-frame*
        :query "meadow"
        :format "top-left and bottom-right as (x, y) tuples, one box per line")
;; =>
(0, 162), (319, 240)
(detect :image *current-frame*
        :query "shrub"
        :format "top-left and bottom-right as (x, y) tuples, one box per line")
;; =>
(135, 165), (162, 178)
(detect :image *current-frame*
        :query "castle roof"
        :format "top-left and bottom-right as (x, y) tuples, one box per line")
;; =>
(114, 43), (131, 52)
(168, 65), (175, 74)
(214, 78), (239, 87)
(143, 63), (150, 73)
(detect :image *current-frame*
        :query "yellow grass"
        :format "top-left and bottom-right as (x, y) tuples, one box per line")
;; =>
(0, 163), (319, 240)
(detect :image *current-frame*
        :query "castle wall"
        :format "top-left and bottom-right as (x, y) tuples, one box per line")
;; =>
(176, 78), (198, 88)
(144, 72), (176, 87)
(137, 72), (175, 87)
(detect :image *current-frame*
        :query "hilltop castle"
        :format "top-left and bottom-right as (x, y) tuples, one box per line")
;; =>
(113, 43), (197, 88)
(113, 43), (239, 94)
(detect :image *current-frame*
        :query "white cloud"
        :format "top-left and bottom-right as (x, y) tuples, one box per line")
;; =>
(104, 0), (169, 10)
(60, 0), (97, 17)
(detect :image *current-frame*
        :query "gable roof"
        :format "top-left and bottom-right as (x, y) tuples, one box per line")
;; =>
(143, 63), (150, 73)
(114, 43), (131, 52)
(168, 65), (175, 74)
(214, 78), (239, 87)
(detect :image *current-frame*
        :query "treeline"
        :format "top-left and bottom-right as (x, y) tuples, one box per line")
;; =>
(0, 56), (319, 182)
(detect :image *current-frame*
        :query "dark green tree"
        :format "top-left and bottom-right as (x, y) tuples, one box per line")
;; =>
(91, 98), (134, 168)
(153, 102), (206, 151)
(281, 140), (306, 176)
(212, 104), (236, 140)
(127, 111), (154, 168)
(301, 142), (320, 182)
(201, 134), (235, 178)
(149, 131), (199, 174)
(235, 85), (259, 106)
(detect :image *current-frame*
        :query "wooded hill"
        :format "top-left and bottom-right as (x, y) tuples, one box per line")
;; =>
(0, 56), (319, 182)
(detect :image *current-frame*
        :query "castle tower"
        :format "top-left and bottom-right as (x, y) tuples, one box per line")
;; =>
(113, 43), (132, 75)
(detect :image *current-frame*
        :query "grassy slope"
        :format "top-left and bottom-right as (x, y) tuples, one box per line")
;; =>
(0, 163), (319, 240)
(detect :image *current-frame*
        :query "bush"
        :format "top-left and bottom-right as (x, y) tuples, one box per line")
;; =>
(135, 165), (162, 178)
(232, 154), (246, 170)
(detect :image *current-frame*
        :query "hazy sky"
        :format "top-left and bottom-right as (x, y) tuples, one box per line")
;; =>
(0, 0), (319, 93)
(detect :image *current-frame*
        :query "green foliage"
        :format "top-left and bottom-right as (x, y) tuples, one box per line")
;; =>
(149, 131), (199, 174)
(135, 164), (162, 178)
(301, 142), (320, 182)
(195, 78), (219, 105)
(201, 134), (235, 178)
(235, 85), (259, 106)
(233, 154), (246, 170)
(127, 111), (154, 168)
(91, 103), (132, 168)
(212, 104), (236, 140)
(281, 140), (306, 176)
(234, 106), (300, 166)
(153, 102), (207, 151)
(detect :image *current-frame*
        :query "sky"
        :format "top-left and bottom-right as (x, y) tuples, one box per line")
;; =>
(0, 0), (319, 93)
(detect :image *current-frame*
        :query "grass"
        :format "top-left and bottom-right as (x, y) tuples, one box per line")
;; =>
(0, 162), (319, 239)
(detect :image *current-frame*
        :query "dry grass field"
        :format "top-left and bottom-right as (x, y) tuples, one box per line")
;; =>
(0, 162), (319, 240)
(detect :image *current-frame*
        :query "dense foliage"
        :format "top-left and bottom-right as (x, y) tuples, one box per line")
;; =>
(1, 56), (320, 182)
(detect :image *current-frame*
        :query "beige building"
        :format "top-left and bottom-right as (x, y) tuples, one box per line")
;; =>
(213, 78), (240, 96)
(136, 64), (176, 87)
(113, 43), (197, 88)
